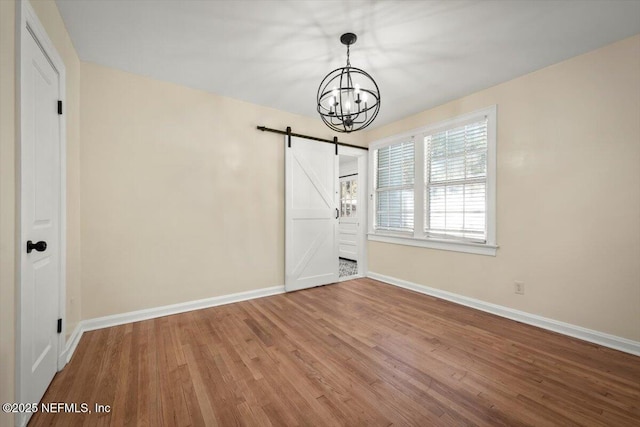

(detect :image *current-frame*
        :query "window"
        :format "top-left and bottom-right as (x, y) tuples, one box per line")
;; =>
(340, 178), (358, 218)
(369, 106), (497, 256)
(425, 119), (487, 242)
(374, 140), (414, 231)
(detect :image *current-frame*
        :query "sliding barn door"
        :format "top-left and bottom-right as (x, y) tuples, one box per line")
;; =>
(285, 136), (339, 291)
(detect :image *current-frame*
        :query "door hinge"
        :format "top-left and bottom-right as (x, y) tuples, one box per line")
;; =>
(57, 318), (62, 334)
(57, 100), (63, 115)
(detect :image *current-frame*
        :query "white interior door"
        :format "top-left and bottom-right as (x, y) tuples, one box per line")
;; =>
(20, 23), (62, 414)
(285, 136), (338, 291)
(339, 175), (359, 261)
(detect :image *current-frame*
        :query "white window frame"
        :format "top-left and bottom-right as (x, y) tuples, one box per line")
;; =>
(368, 105), (498, 256)
(372, 139), (415, 232)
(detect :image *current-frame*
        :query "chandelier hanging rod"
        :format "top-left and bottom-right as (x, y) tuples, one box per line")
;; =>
(256, 126), (369, 151)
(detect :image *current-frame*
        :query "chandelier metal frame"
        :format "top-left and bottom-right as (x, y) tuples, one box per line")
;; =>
(316, 33), (381, 133)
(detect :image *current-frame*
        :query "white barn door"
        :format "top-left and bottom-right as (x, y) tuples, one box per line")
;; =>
(285, 136), (339, 291)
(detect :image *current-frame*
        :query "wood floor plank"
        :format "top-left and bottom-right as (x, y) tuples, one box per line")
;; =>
(29, 278), (640, 426)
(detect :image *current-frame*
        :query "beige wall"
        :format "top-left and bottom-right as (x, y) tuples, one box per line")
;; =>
(1, 2), (17, 425)
(366, 35), (640, 341)
(0, 1), (81, 424)
(79, 62), (365, 319)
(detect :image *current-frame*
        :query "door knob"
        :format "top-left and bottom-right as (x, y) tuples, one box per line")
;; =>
(26, 240), (47, 254)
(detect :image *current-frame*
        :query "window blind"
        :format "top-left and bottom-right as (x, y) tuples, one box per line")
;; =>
(375, 141), (414, 231)
(425, 119), (488, 242)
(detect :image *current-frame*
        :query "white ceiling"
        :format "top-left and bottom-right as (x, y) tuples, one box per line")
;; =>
(56, 0), (640, 129)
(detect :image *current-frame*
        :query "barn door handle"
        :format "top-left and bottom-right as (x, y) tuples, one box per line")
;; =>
(26, 240), (47, 254)
(335, 208), (339, 219)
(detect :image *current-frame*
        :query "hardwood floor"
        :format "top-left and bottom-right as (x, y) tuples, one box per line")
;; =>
(30, 278), (640, 426)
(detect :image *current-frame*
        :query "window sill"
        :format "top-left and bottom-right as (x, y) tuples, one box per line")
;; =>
(368, 233), (498, 256)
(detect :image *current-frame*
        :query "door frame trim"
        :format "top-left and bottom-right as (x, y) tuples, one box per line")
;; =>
(337, 145), (368, 281)
(16, 0), (67, 422)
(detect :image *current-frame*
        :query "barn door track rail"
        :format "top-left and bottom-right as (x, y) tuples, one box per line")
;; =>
(256, 126), (368, 153)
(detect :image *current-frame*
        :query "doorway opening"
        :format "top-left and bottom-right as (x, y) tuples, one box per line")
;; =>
(338, 153), (363, 280)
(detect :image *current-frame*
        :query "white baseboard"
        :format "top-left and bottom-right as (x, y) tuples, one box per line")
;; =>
(60, 323), (83, 365)
(367, 272), (640, 357)
(60, 285), (285, 365)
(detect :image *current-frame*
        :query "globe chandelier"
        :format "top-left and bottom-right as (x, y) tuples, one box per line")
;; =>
(317, 33), (381, 133)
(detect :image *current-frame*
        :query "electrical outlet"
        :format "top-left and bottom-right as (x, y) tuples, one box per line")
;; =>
(514, 281), (525, 295)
